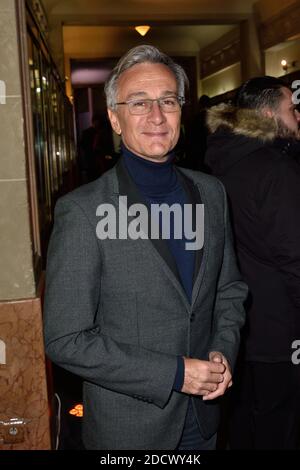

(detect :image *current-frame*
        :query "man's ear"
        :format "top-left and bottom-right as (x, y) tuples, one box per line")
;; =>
(261, 107), (274, 119)
(108, 109), (121, 135)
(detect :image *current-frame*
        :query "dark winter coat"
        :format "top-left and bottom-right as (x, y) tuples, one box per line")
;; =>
(205, 104), (300, 362)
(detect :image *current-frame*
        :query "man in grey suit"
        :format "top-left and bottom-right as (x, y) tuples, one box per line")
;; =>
(44, 45), (247, 450)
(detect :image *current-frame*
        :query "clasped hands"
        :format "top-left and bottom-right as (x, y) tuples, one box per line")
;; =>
(181, 352), (232, 400)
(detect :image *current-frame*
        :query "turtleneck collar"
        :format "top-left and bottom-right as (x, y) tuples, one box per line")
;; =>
(122, 144), (178, 197)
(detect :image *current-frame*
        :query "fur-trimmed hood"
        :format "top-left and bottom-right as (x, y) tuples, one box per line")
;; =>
(205, 103), (300, 175)
(206, 103), (278, 142)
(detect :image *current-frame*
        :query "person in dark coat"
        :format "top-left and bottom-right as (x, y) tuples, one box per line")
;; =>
(79, 114), (100, 182)
(80, 113), (116, 183)
(186, 95), (211, 171)
(205, 76), (300, 449)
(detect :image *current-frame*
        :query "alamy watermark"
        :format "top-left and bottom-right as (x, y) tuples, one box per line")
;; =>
(292, 80), (300, 105)
(0, 80), (6, 104)
(95, 197), (204, 250)
(291, 339), (300, 364)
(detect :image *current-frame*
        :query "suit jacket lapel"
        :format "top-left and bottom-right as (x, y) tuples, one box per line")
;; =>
(113, 159), (207, 310)
(176, 168), (209, 307)
(176, 169), (203, 286)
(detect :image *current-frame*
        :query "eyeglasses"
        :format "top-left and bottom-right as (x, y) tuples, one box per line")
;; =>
(115, 95), (185, 115)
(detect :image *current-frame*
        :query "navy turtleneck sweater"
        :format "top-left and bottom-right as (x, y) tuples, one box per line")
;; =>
(122, 145), (195, 391)
(123, 145), (195, 302)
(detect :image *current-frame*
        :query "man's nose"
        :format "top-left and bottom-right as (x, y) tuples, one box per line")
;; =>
(295, 109), (300, 122)
(148, 101), (166, 123)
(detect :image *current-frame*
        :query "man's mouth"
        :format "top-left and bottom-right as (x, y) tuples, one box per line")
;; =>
(143, 131), (168, 137)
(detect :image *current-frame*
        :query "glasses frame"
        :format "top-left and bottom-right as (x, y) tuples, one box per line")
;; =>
(115, 95), (185, 115)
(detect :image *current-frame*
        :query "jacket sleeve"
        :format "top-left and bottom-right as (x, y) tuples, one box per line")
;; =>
(208, 182), (248, 369)
(43, 196), (177, 409)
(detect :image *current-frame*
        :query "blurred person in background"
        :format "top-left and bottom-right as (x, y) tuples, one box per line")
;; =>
(206, 76), (300, 449)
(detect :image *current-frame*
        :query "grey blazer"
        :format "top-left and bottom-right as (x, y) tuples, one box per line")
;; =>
(43, 160), (247, 450)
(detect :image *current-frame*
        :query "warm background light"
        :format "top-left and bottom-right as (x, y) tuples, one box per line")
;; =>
(135, 25), (150, 37)
(69, 403), (83, 417)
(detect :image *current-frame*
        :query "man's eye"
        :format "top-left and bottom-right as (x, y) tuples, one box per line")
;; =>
(131, 100), (147, 108)
(162, 98), (176, 106)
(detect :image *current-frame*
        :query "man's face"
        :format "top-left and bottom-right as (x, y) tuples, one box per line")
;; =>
(275, 87), (300, 138)
(108, 62), (181, 162)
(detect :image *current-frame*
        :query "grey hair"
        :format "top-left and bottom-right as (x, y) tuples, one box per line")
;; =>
(104, 45), (189, 109)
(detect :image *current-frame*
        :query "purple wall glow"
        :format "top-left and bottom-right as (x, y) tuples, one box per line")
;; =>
(71, 67), (111, 85)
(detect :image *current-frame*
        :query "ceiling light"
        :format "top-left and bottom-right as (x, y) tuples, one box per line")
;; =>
(281, 59), (288, 71)
(135, 25), (150, 37)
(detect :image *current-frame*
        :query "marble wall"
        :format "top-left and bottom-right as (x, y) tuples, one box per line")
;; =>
(0, 1), (53, 449)
(0, 294), (51, 450)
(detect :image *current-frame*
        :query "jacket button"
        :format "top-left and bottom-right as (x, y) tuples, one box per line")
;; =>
(190, 313), (195, 322)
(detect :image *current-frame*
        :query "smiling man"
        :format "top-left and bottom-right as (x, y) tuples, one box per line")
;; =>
(44, 45), (247, 450)
(107, 61), (181, 161)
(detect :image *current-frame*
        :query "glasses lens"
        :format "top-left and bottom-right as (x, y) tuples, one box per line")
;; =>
(159, 97), (180, 112)
(127, 96), (184, 115)
(129, 100), (151, 115)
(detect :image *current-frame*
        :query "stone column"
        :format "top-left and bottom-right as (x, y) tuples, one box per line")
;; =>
(0, 0), (51, 450)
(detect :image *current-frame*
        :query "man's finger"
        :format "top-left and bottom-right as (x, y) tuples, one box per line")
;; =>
(202, 388), (223, 401)
(210, 354), (223, 363)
